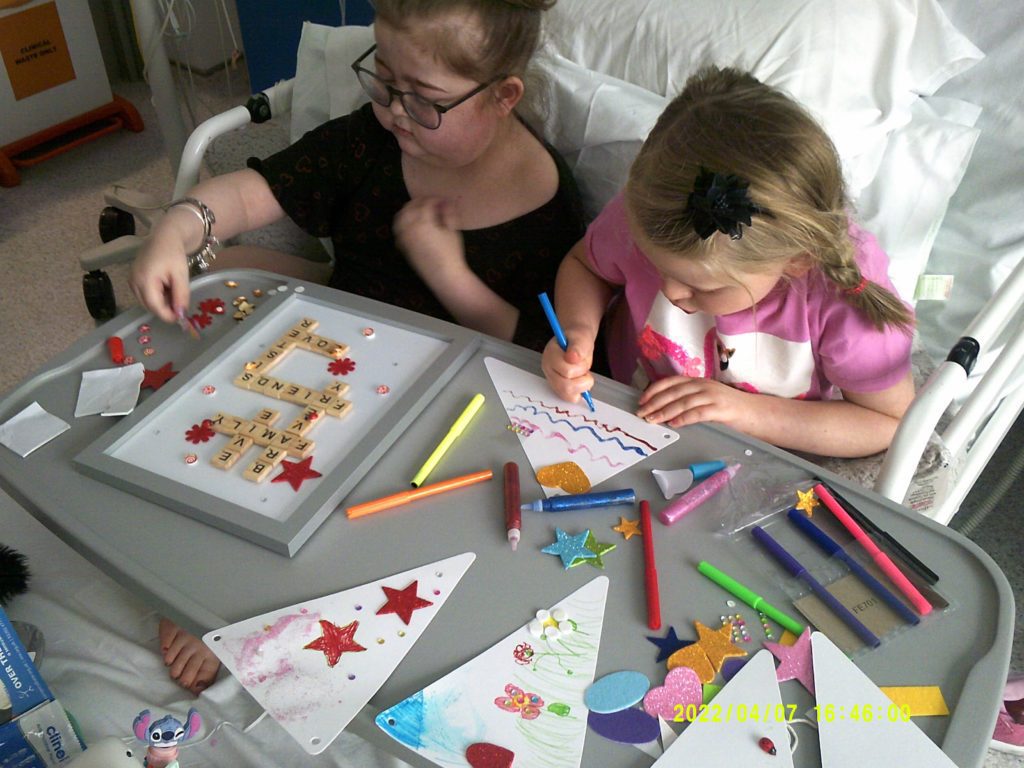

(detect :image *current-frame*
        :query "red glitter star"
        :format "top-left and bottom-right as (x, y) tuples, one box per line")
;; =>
(328, 357), (356, 376)
(141, 362), (177, 391)
(271, 456), (322, 491)
(304, 619), (366, 667)
(376, 581), (434, 625)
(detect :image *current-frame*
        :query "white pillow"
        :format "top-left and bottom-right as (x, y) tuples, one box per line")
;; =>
(856, 96), (981, 304)
(290, 23), (373, 143)
(544, 0), (983, 196)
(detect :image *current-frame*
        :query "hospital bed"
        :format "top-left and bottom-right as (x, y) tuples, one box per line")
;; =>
(78, 0), (1024, 528)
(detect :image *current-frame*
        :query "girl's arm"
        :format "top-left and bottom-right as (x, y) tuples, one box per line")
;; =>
(638, 372), (915, 457)
(541, 240), (616, 402)
(129, 169), (286, 323)
(395, 197), (519, 341)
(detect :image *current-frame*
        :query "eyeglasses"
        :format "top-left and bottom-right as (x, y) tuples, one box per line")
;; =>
(351, 44), (503, 130)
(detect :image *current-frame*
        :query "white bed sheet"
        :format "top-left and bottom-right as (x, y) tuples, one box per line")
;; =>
(0, 488), (407, 768)
(916, 0), (1024, 378)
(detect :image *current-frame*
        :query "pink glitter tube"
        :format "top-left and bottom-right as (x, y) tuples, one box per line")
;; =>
(658, 464), (741, 525)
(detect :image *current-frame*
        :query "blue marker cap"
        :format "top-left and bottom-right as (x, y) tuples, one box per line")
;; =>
(690, 460), (727, 482)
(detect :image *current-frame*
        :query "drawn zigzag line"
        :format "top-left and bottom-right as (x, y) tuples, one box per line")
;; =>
(507, 405), (648, 457)
(503, 392), (659, 452)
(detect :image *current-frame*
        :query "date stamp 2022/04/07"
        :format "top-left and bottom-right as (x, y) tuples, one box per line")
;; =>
(673, 702), (912, 723)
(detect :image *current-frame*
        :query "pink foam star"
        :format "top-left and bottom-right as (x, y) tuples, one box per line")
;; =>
(764, 627), (815, 695)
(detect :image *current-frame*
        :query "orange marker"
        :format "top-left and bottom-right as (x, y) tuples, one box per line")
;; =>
(346, 469), (493, 519)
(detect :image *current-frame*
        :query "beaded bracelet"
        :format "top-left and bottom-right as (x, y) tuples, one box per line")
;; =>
(168, 197), (219, 276)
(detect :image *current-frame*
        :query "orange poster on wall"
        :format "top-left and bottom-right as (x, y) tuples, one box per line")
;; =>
(0, 1), (76, 101)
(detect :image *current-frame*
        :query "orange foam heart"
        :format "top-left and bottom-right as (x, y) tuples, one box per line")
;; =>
(536, 461), (591, 494)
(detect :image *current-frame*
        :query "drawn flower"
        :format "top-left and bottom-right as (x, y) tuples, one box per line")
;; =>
(185, 420), (215, 444)
(328, 357), (356, 375)
(199, 297), (224, 314)
(494, 684), (544, 719)
(512, 642), (535, 665)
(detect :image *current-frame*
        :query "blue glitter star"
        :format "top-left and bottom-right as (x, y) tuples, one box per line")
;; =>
(646, 625), (693, 663)
(541, 528), (597, 570)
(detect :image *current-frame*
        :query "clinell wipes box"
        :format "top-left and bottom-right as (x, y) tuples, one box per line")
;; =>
(0, 608), (84, 766)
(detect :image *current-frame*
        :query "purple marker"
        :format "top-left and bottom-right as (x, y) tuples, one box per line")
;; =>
(658, 464), (740, 525)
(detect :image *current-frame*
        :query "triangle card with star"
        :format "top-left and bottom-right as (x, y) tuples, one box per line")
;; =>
(203, 552), (476, 754)
(377, 576), (610, 767)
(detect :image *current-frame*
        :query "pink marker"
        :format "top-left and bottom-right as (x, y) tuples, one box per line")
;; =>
(814, 482), (932, 615)
(659, 464), (740, 525)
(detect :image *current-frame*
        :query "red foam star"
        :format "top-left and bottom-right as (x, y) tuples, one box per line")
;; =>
(142, 362), (177, 391)
(328, 357), (356, 376)
(271, 456), (322, 491)
(191, 312), (212, 329)
(376, 581), (434, 625)
(304, 619), (366, 667)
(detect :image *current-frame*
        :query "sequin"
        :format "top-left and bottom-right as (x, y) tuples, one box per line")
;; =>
(361, 327), (375, 338)
(184, 453), (198, 465)
(376, 384), (390, 395)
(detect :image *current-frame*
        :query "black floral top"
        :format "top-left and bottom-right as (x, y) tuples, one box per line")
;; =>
(249, 103), (585, 351)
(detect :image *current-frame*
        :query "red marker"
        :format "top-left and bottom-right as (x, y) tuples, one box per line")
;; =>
(106, 336), (125, 364)
(758, 737), (777, 755)
(640, 500), (661, 630)
(504, 462), (521, 551)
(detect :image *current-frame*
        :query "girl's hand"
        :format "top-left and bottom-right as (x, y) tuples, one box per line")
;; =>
(394, 197), (466, 279)
(542, 338), (595, 403)
(129, 232), (192, 324)
(637, 376), (749, 429)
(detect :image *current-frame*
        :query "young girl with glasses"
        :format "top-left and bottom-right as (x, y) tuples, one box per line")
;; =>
(543, 66), (916, 458)
(130, 0), (582, 697)
(130, 0), (583, 353)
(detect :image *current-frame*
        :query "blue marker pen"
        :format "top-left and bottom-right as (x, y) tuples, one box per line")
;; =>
(522, 489), (636, 512)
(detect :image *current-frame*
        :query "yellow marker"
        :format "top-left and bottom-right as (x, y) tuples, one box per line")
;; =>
(410, 394), (486, 487)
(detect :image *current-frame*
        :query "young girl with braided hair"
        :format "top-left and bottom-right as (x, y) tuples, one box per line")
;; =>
(543, 65), (915, 458)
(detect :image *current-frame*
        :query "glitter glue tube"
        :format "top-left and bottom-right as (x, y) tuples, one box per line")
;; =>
(658, 464), (740, 525)
(521, 488), (636, 512)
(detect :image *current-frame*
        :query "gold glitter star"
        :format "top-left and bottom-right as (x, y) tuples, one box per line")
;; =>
(695, 621), (747, 673)
(795, 488), (819, 516)
(612, 516), (642, 540)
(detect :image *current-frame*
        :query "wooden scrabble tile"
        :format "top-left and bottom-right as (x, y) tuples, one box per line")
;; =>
(211, 448), (242, 470)
(258, 445), (287, 467)
(324, 397), (353, 419)
(243, 459), (273, 483)
(290, 437), (314, 458)
(229, 435), (254, 453)
(253, 425), (279, 446)
(295, 333), (319, 351)
(288, 407), (324, 436)
(253, 374), (273, 392)
(280, 383), (316, 407)
(323, 381), (350, 397)
(239, 420), (263, 439)
(273, 338), (297, 354)
(259, 347), (287, 372)
(298, 317), (319, 331)
(252, 408), (281, 426)
(233, 371), (257, 390)
(209, 413), (244, 435)
(264, 378), (288, 399)
(243, 358), (266, 374)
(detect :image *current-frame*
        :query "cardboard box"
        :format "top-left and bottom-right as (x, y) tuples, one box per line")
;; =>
(0, 608), (84, 767)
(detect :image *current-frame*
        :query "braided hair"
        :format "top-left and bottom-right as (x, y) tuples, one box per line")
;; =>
(626, 66), (913, 332)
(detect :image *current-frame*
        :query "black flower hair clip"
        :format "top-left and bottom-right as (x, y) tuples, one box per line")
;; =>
(686, 168), (765, 240)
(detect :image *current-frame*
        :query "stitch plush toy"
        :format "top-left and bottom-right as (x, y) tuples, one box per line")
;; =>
(132, 708), (201, 768)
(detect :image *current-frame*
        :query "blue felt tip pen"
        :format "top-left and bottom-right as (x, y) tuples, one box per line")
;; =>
(538, 292), (596, 412)
(522, 488), (636, 512)
(752, 525), (881, 648)
(786, 509), (920, 626)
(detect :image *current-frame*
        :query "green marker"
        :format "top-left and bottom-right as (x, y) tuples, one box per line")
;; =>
(697, 560), (805, 636)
